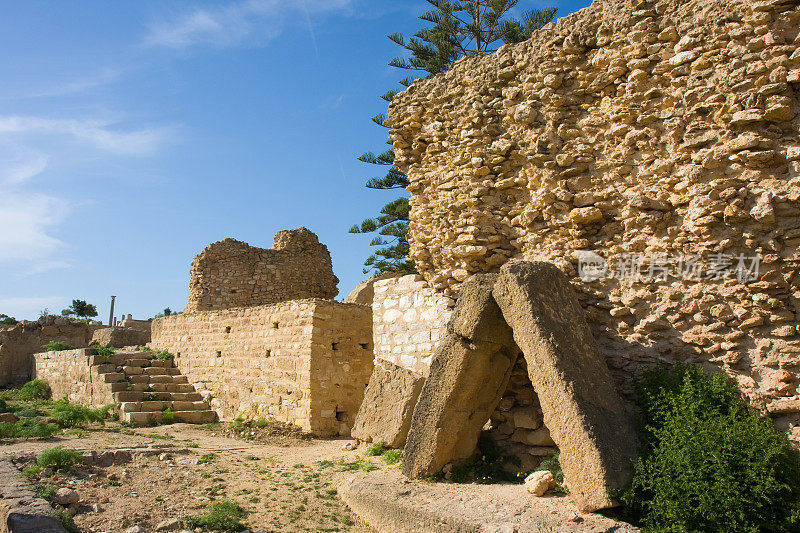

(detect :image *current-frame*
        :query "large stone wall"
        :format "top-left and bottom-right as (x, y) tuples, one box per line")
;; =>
(150, 300), (373, 436)
(388, 0), (800, 444)
(185, 228), (339, 313)
(0, 317), (98, 386)
(372, 275), (454, 375)
(33, 349), (114, 406)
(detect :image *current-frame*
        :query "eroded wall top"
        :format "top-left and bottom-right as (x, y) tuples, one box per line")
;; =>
(387, 0), (800, 441)
(185, 227), (339, 312)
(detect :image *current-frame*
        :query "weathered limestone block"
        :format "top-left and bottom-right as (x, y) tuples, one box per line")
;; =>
(91, 327), (150, 348)
(403, 274), (520, 479)
(403, 263), (637, 512)
(351, 359), (425, 448)
(492, 262), (638, 512)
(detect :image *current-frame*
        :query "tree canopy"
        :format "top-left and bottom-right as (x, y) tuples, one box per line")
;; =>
(351, 0), (557, 275)
(61, 299), (98, 320)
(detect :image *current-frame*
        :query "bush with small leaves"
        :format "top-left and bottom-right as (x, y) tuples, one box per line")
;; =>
(184, 500), (245, 531)
(153, 350), (174, 361)
(52, 397), (111, 428)
(0, 419), (59, 440)
(41, 341), (75, 352)
(17, 379), (51, 401)
(161, 407), (176, 424)
(37, 446), (83, 472)
(621, 364), (800, 532)
(381, 449), (402, 465)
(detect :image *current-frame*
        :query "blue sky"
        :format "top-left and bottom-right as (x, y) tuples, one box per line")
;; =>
(0, 0), (591, 321)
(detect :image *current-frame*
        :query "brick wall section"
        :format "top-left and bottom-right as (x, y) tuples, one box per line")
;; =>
(388, 0), (800, 444)
(33, 349), (114, 406)
(371, 275), (455, 375)
(185, 228), (339, 312)
(150, 300), (373, 436)
(0, 318), (98, 386)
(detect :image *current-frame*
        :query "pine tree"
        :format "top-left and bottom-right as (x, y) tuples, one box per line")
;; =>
(351, 0), (557, 275)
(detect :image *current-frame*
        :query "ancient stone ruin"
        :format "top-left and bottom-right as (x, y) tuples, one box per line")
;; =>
(185, 227), (339, 312)
(387, 0), (800, 445)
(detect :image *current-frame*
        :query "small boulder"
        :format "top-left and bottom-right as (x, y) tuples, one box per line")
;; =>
(53, 487), (79, 506)
(525, 470), (556, 496)
(155, 518), (182, 531)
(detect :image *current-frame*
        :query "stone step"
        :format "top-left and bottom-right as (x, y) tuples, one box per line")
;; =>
(126, 374), (188, 384)
(142, 366), (180, 376)
(121, 400), (210, 413)
(113, 391), (202, 403)
(101, 372), (126, 384)
(124, 410), (217, 426)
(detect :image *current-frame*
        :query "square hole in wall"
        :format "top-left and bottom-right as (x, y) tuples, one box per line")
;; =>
(272, 322), (279, 329)
(265, 349), (272, 357)
(335, 410), (346, 422)
(216, 351), (222, 358)
(359, 343), (369, 350)
(331, 342), (339, 351)
(225, 326), (232, 334)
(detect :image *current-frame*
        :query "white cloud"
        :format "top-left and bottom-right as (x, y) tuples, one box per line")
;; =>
(0, 116), (171, 156)
(0, 191), (69, 263)
(145, 0), (353, 49)
(0, 144), (48, 185)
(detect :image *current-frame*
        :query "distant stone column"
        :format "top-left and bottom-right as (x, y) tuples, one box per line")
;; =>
(108, 296), (116, 326)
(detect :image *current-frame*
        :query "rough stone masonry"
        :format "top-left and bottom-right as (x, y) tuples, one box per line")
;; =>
(387, 0), (800, 444)
(185, 227), (339, 312)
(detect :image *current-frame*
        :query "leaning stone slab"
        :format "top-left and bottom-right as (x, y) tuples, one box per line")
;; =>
(492, 261), (638, 512)
(351, 359), (425, 448)
(402, 274), (520, 479)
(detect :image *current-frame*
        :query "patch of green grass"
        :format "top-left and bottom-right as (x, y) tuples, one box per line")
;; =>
(37, 446), (83, 471)
(533, 452), (567, 495)
(161, 407), (176, 424)
(34, 483), (57, 500)
(228, 415), (245, 430)
(62, 428), (88, 438)
(199, 452), (218, 464)
(94, 345), (116, 357)
(41, 341), (75, 352)
(52, 397), (112, 428)
(19, 465), (42, 480)
(0, 419), (59, 440)
(153, 350), (175, 361)
(381, 449), (402, 465)
(365, 441), (387, 456)
(253, 417), (274, 428)
(107, 479), (122, 487)
(17, 379), (51, 401)
(184, 500), (246, 531)
(54, 508), (78, 533)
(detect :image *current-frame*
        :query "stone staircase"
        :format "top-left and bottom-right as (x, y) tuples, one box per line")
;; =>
(94, 351), (217, 426)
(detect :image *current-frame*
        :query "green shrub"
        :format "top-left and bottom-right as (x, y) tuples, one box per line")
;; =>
(381, 449), (402, 465)
(365, 441), (388, 456)
(253, 417), (273, 428)
(12, 407), (45, 418)
(17, 379), (51, 401)
(0, 317), (18, 326)
(228, 416), (244, 430)
(55, 507), (78, 533)
(199, 452), (218, 464)
(621, 364), (800, 532)
(185, 500), (245, 531)
(41, 341), (74, 352)
(94, 345), (115, 357)
(34, 483), (57, 500)
(161, 407), (176, 424)
(153, 350), (174, 361)
(37, 446), (83, 471)
(20, 465), (42, 480)
(52, 397), (111, 428)
(0, 419), (59, 440)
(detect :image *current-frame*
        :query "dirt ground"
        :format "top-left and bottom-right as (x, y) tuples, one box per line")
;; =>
(2, 422), (381, 532)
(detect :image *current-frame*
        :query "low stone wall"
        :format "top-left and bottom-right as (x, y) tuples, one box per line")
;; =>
(33, 349), (114, 406)
(150, 300), (373, 436)
(0, 318), (98, 387)
(91, 327), (150, 348)
(372, 275), (455, 375)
